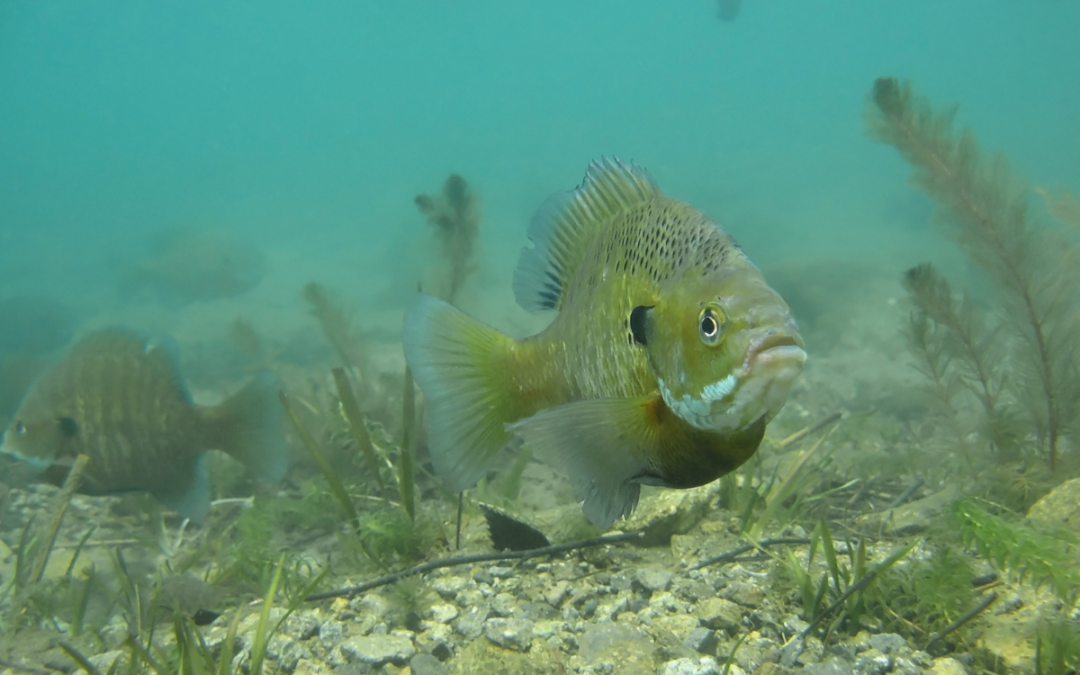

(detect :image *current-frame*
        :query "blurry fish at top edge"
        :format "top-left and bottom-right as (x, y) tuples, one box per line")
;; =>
(403, 157), (805, 529)
(0, 328), (288, 521)
(118, 228), (268, 306)
(718, 0), (741, 22)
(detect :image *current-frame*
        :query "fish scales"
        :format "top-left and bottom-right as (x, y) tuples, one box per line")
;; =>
(0, 329), (287, 520)
(405, 158), (805, 528)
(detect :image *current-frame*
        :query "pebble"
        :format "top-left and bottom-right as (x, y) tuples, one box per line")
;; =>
(431, 575), (467, 599)
(637, 566), (674, 592)
(317, 621), (345, 650)
(409, 652), (450, 675)
(545, 580), (571, 607)
(453, 605), (489, 640)
(338, 634), (417, 666)
(928, 657), (970, 675)
(482, 617), (534, 652)
(659, 656), (721, 675)
(683, 626), (718, 655)
(869, 632), (908, 654)
(696, 596), (743, 633)
(428, 602), (459, 624)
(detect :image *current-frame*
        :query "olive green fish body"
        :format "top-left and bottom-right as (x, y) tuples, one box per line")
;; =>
(404, 158), (805, 528)
(0, 329), (287, 520)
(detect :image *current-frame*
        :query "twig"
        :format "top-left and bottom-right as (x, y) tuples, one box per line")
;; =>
(30, 454), (90, 584)
(306, 531), (643, 601)
(57, 641), (104, 675)
(925, 592), (997, 651)
(777, 411), (843, 449)
(888, 478), (924, 509)
(691, 538), (811, 570)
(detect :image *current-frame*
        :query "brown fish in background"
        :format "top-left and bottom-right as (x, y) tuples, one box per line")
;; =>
(0, 329), (288, 520)
(120, 229), (268, 306)
(717, 0), (742, 22)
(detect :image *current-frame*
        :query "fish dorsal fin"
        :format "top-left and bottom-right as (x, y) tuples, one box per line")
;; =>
(69, 329), (193, 405)
(513, 157), (660, 312)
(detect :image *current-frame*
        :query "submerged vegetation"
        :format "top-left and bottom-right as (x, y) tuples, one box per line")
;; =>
(414, 173), (482, 304)
(868, 76), (1080, 473)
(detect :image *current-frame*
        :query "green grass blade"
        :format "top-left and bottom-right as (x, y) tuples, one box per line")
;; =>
(249, 553), (286, 675)
(333, 367), (387, 500)
(399, 365), (416, 521)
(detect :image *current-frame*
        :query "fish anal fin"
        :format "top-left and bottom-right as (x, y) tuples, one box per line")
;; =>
(513, 158), (660, 312)
(154, 453), (211, 522)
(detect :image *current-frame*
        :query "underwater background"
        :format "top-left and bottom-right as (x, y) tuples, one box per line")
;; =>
(2, 2), (1080, 674)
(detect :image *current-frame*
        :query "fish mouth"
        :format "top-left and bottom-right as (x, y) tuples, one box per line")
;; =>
(746, 331), (804, 370)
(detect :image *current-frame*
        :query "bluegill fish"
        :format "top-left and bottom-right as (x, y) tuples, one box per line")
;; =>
(404, 158), (805, 528)
(120, 229), (267, 305)
(0, 329), (288, 520)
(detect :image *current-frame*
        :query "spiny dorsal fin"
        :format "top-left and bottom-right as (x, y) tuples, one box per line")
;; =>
(513, 157), (660, 312)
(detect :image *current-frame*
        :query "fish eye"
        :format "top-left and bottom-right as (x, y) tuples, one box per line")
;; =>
(15, 422), (25, 435)
(698, 307), (724, 345)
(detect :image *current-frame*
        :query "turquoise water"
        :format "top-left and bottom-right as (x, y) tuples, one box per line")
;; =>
(3, 4), (1080, 671)
(3, 1), (1077, 319)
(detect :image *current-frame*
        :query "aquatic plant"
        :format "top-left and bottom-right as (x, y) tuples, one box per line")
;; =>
(414, 173), (482, 304)
(953, 498), (1080, 603)
(902, 264), (1021, 463)
(332, 367), (387, 500)
(302, 281), (365, 374)
(398, 365), (416, 521)
(868, 76), (1080, 470)
(1035, 617), (1080, 675)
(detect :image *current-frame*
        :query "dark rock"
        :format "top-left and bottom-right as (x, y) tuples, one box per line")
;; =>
(409, 652), (450, 675)
(683, 627), (718, 655)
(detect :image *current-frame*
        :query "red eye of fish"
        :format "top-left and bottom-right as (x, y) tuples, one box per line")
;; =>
(699, 308), (723, 345)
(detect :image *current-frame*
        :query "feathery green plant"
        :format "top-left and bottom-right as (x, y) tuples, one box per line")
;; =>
(954, 498), (1080, 602)
(868, 76), (1080, 470)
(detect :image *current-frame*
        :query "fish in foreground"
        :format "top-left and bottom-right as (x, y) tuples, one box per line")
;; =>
(0, 329), (288, 521)
(404, 158), (805, 528)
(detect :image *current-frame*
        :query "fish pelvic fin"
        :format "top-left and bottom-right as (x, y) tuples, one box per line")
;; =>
(403, 293), (518, 492)
(508, 396), (672, 530)
(509, 396), (765, 530)
(513, 157), (660, 312)
(200, 370), (288, 483)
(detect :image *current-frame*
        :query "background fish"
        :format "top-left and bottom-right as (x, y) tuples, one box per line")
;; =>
(0, 329), (288, 521)
(404, 158), (805, 528)
(119, 228), (268, 305)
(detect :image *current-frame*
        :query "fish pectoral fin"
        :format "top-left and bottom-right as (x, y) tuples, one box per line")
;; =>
(507, 396), (667, 530)
(153, 454), (210, 522)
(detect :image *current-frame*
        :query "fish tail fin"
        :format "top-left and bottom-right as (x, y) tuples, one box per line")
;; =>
(201, 371), (289, 483)
(403, 294), (518, 492)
